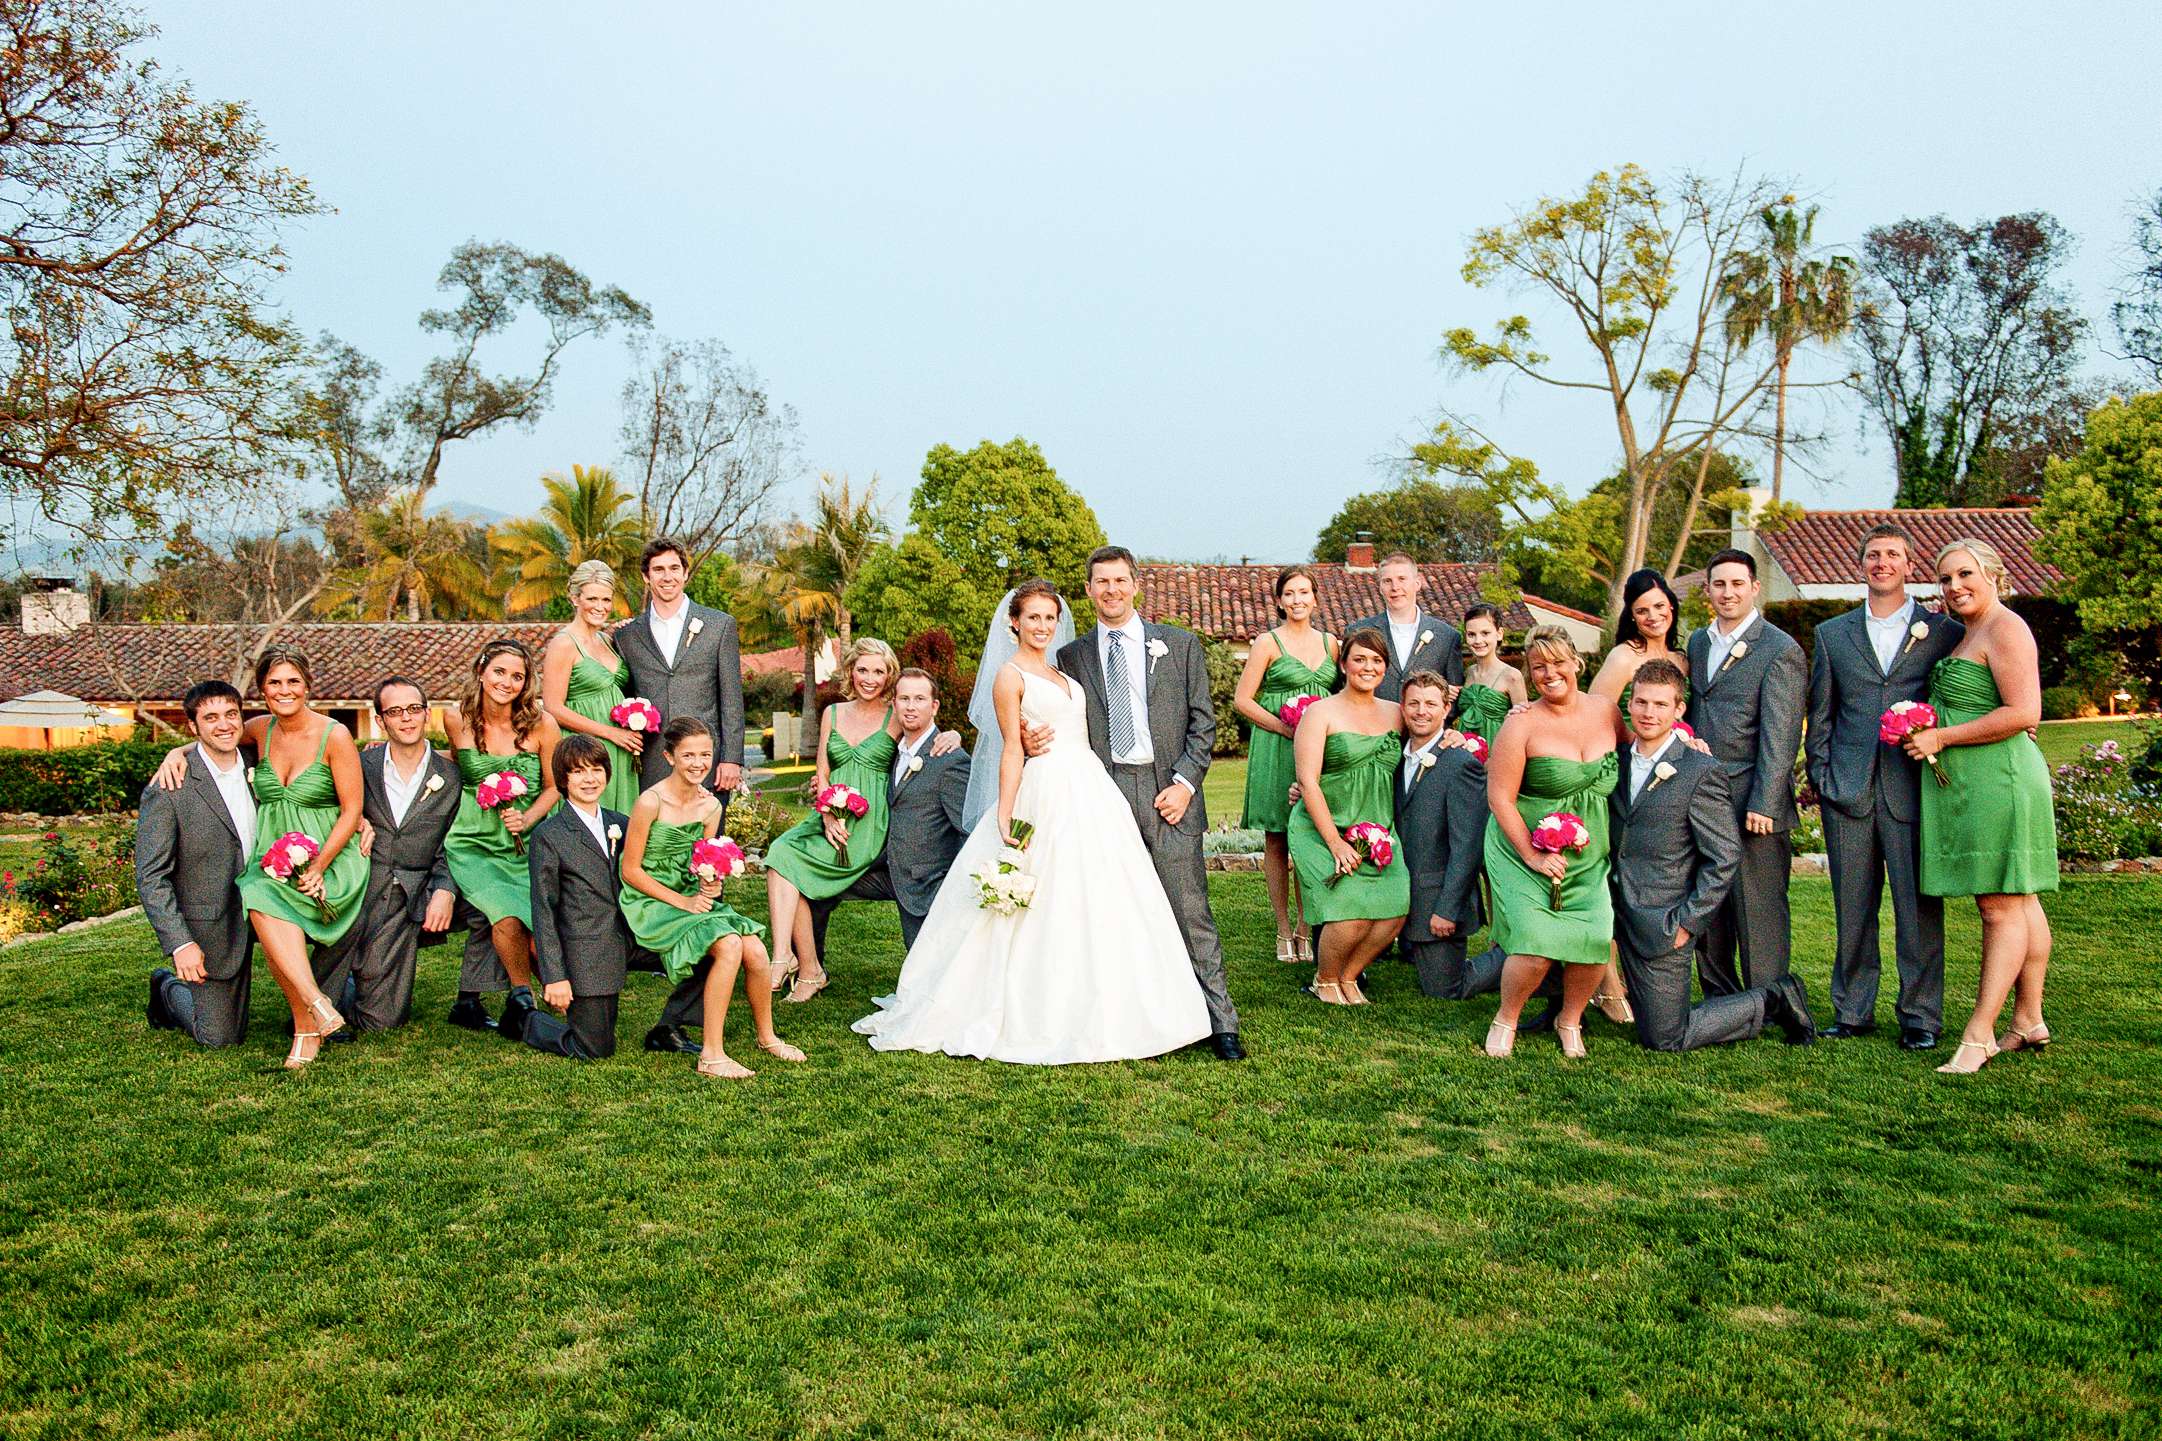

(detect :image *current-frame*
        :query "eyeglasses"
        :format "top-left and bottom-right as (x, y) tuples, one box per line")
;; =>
(377, 704), (429, 721)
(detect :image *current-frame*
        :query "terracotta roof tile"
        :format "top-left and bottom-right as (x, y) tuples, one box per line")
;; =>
(1134, 562), (1550, 643)
(1759, 509), (2058, 594)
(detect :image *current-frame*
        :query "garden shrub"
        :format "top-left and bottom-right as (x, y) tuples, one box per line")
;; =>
(2052, 738), (2162, 861)
(5, 823), (139, 927)
(0, 740), (170, 815)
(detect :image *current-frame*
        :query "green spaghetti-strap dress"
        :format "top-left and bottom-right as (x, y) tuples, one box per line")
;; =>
(764, 707), (898, 899)
(620, 819), (763, 982)
(445, 747), (545, 926)
(1288, 728), (1411, 923)
(1483, 752), (1620, 966)
(1920, 656), (2059, 897)
(563, 645), (641, 813)
(234, 718), (367, 944)
(1244, 630), (1338, 832)
(1452, 683), (1513, 747)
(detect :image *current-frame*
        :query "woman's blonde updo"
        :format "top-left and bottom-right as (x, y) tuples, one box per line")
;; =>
(1520, 625), (1583, 680)
(1935, 537), (2012, 598)
(567, 559), (617, 608)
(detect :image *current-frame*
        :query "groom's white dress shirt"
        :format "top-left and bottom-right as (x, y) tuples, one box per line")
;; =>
(1095, 616), (1194, 791)
(649, 597), (689, 666)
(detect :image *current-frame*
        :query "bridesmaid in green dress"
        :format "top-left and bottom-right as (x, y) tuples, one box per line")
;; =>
(1453, 602), (1525, 746)
(1287, 628), (1409, 1005)
(539, 560), (642, 815)
(621, 716), (804, 1079)
(763, 637), (903, 1002)
(1482, 626), (1628, 1059)
(1231, 564), (1340, 965)
(1901, 539), (2058, 1075)
(443, 639), (561, 1034)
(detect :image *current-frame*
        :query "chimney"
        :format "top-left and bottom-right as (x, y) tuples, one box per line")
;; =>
(1345, 531), (1375, 572)
(21, 577), (89, 636)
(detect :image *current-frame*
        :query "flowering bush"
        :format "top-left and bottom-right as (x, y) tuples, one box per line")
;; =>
(719, 792), (791, 858)
(6, 824), (137, 930)
(2053, 738), (2162, 861)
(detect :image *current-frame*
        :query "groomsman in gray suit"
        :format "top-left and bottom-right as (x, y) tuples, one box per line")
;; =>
(1038, 545), (1242, 1059)
(139, 681), (256, 1047)
(809, 667), (972, 957)
(1346, 552), (1465, 703)
(1612, 661), (1814, 1050)
(616, 536), (745, 798)
(1685, 549), (1807, 996)
(1393, 671), (1506, 999)
(314, 677), (461, 1032)
(523, 736), (635, 1060)
(1806, 523), (1963, 1049)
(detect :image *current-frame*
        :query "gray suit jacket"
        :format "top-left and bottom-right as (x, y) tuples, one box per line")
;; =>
(357, 744), (460, 921)
(1805, 604), (1963, 824)
(135, 750), (251, 980)
(1685, 615), (1806, 829)
(1393, 743), (1487, 936)
(1057, 622), (1215, 834)
(1345, 610), (1465, 701)
(527, 805), (632, 997)
(1608, 744), (1741, 958)
(616, 601), (745, 787)
(886, 744), (971, 915)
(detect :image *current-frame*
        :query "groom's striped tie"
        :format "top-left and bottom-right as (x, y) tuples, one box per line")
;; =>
(1106, 630), (1137, 756)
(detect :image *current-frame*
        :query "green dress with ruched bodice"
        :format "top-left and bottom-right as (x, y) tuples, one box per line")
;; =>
(1452, 682), (1513, 747)
(1484, 752), (1619, 966)
(764, 708), (897, 899)
(563, 647), (641, 814)
(445, 747), (545, 926)
(233, 718), (368, 945)
(620, 819), (763, 982)
(1920, 657), (2058, 897)
(1288, 728), (1411, 923)
(1244, 631), (1339, 832)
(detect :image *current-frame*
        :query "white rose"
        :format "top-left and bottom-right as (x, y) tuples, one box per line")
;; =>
(1654, 760), (1677, 783)
(285, 843), (311, 866)
(1146, 637), (1168, 661)
(689, 617), (705, 638)
(1418, 629), (1434, 647)
(1909, 621), (1929, 641)
(607, 824), (622, 843)
(425, 774), (444, 794)
(905, 755), (923, 774)
(996, 846), (1028, 870)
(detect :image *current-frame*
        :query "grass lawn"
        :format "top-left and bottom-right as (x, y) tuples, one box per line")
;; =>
(3, 875), (2157, 1438)
(2037, 716), (2153, 768)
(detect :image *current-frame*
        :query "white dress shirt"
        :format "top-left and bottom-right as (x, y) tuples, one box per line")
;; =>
(1706, 608), (1760, 676)
(1401, 732), (1441, 794)
(649, 598), (690, 666)
(200, 744), (257, 857)
(1387, 613), (1420, 669)
(893, 728), (932, 787)
(1864, 597), (1914, 674)
(568, 799), (610, 853)
(383, 745), (431, 826)
(1096, 616), (1155, 767)
(1629, 731), (1682, 802)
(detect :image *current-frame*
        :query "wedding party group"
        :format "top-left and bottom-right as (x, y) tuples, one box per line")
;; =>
(132, 527), (2060, 1079)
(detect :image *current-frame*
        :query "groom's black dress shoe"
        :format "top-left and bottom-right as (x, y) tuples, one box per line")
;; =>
(147, 969), (179, 1031)
(1765, 975), (1816, 1044)
(445, 996), (497, 1032)
(496, 995), (535, 1044)
(1209, 1032), (1247, 1062)
(1815, 1020), (1876, 1040)
(644, 1023), (699, 1055)
(1898, 1027), (1939, 1051)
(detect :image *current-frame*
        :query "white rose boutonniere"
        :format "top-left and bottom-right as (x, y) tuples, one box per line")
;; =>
(905, 754), (924, 776)
(1404, 746), (1437, 786)
(1418, 629), (1434, 648)
(606, 822), (622, 850)
(424, 773), (445, 795)
(1647, 759), (1679, 792)
(1901, 619), (1929, 658)
(1145, 636), (1168, 670)
(1720, 638), (1750, 673)
(688, 616), (705, 640)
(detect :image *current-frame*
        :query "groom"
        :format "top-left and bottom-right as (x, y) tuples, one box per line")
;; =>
(1029, 545), (1243, 1060)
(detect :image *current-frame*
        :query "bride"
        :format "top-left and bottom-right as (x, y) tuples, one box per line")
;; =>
(852, 581), (1213, 1064)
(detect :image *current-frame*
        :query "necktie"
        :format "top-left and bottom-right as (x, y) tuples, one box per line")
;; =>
(1107, 631), (1137, 756)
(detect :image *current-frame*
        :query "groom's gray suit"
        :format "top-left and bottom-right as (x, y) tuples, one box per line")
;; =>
(1057, 620), (1238, 1036)
(1805, 603), (1963, 1031)
(615, 601), (746, 791)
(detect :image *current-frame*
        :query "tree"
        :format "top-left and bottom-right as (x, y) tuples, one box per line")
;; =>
(0, 0), (323, 549)
(758, 475), (890, 739)
(1720, 200), (1854, 504)
(1412, 165), (1805, 628)
(2037, 392), (2162, 633)
(897, 627), (977, 741)
(489, 464), (646, 616)
(1850, 213), (2087, 506)
(2112, 187), (2162, 385)
(1312, 480), (1502, 564)
(619, 335), (801, 572)
(295, 336), (393, 511)
(320, 491), (496, 622)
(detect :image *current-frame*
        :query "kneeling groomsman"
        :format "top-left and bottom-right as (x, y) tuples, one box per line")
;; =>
(1394, 671), (1506, 999)
(140, 681), (258, 1047)
(524, 735), (634, 1059)
(1612, 661), (1814, 1051)
(315, 676), (461, 1031)
(810, 667), (971, 961)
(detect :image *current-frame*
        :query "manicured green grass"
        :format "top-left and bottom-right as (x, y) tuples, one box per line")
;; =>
(2037, 716), (2153, 768)
(5, 877), (2155, 1439)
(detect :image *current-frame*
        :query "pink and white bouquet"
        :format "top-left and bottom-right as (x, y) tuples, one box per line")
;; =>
(971, 818), (1037, 914)
(1462, 733), (1490, 765)
(475, 769), (532, 852)
(1529, 811), (1592, 909)
(689, 835), (747, 887)
(814, 783), (871, 865)
(610, 696), (661, 734)
(1277, 694), (1319, 733)
(1879, 701), (1948, 786)
(259, 830), (332, 921)
(1327, 821), (1396, 888)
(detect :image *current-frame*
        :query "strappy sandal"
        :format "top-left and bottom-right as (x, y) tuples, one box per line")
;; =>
(1276, 934), (1298, 964)
(784, 972), (828, 1004)
(768, 952), (800, 993)
(696, 1054), (755, 1079)
(1999, 1022), (2052, 1054)
(307, 993), (346, 1040)
(1340, 977), (1369, 1006)
(1556, 1024), (1588, 1060)
(757, 1037), (807, 1062)
(1294, 932), (1315, 964)
(1935, 1038), (1999, 1075)
(284, 1030), (323, 1069)
(1483, 1020), (1516, 1058)
(1592, 990), (1635, 1025)
(1306, 981), (1348, 1005)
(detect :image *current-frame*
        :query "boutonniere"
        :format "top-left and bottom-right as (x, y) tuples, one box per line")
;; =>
(424, 773), (445, 795)
(905, 754), (924, 775)
(688, 616), (705, 639)
(1900, 619), (1928, 658)
(1418, 629), (1434, 648)
(1145, 636), (1168, 670)
(606, 823), (622, 850)
(1404, 747), (1436, 785)
(1720, 639), (1749, 673)
(1647, 759), (1679, 792)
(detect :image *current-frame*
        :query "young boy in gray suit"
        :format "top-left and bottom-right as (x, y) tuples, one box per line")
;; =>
(523, 735), (635, 1060)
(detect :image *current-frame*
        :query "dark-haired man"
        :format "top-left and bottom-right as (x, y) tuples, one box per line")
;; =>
(139, 681), (257, 1047)
(617, 536), (745, 798)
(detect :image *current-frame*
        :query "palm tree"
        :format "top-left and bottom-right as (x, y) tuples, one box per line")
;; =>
(319, 490), (498, 621)
(762, 474), (889, 744)
(489, 464), (646, 615)
(1721, 201), (1855, 505)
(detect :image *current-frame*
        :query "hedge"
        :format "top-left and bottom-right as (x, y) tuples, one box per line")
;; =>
(0, 740), (170, 815)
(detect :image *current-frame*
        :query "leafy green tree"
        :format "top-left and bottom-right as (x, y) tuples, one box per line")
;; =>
(319, 491), (496, 622)
(1312, 480), (1502, 564)
(1721, 200), (1854, 504)
(489, 465), (646, 616)
(2037, 393), (2162, 633)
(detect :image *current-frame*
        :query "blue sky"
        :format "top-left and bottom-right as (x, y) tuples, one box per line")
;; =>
(148, 0), (2160, 562)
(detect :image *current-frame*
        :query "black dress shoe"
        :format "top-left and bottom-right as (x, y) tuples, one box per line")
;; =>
(1519, 1003), (1558, 1035)
(644, 1023), (699, 1055)
(445, 996), (497, 1032)
(1898, 1027), (1939, 1051)
(1815, 1020), (1877, 1040)
(1209, 1031), (1247, 1062)
(496, 996), (534, 1043)
(146, 969), (179, 1031)
(1766, 975), (1816, 1044)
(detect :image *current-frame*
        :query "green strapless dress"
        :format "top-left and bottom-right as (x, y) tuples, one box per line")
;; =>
(764, 709), (897, 899)
(563, 647), (641, 814)
(1453, 682), (1512, 746)
(233, 718), (367, 945)
(620, 819), (763, 982)
(1484, 752), (1619, 966)
(445, 747), (545, 926)
(1920, 657), (2059, 897)
(1288, 728), (1411, 923)
(1245, 631), (1338, 832)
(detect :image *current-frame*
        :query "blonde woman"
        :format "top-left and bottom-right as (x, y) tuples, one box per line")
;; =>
(539, 559), (640, 813)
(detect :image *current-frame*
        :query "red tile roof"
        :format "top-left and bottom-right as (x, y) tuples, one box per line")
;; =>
(1133, 562), (1577, 643)
(1759, 509), (2059, 594)
(742, 646), (803, 677)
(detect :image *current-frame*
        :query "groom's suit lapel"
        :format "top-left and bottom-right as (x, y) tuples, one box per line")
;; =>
(1141, 623), (1178, 736)
(1072, 632), (1112, 756)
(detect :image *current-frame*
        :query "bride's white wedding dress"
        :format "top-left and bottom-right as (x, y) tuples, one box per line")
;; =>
(852, 665), (1212, 1064)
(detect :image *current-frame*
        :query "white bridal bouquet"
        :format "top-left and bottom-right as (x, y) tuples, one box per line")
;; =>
(972, 819), (1038, 915)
